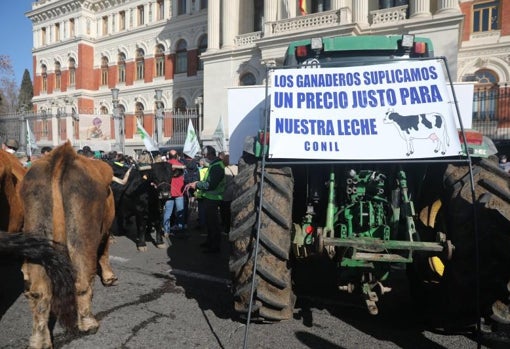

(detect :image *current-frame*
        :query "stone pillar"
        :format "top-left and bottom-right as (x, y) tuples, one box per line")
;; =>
(264, 0), (278, 22)
(264, 0), (278, 35)
(410, 0), (432, 18)
(435, 0), (461, 15)
(283, 0), (297, 18)
(222, 0), (239, 48)
(331, 0), (348, 10)
(353, 0), (369, 26)
(208, 0), (220, 51)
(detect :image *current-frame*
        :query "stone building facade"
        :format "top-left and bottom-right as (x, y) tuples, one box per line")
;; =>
(28, 1), (507, 154)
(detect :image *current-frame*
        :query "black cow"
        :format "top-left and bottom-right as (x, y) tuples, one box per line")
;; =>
(145, 161), (173, 245)
(110, 162), (154, 251)
(384, 110), (450, 156)
(110, 160), (173, 251)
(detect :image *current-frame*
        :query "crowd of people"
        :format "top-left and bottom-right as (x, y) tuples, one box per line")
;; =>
(1, 138), (237, 254)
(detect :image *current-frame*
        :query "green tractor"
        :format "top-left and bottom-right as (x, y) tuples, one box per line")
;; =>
(229, 35), (510, 326)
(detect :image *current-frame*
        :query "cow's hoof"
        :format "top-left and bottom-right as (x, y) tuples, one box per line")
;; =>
(137, 245), (148, 252)
(102, 276), (118, 287)
(109, 235), (117, 244)
(78, 315), (99, 334)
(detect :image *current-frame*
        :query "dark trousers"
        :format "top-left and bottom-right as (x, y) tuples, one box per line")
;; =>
(220, 200), (232, 234)
(204, 198), (221, 249)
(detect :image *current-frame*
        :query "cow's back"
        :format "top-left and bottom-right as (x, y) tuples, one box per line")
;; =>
(21, 142), (114, 246)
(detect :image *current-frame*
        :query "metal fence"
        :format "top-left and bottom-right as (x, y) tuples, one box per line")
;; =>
(0, 109), (199, 155)
(471, 83), (510, 143)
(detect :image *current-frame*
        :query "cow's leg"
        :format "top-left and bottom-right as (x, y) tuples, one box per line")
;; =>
(71, 251), (100, 333)
(136, 214), (148, 252)
(98, 234), (118, 286)
(405, 140), (412, 156)
(22, 262), (53, 349)
(153, 203), (166, 248)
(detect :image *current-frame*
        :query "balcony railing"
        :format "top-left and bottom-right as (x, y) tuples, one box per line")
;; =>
(370, 5), (408, 25)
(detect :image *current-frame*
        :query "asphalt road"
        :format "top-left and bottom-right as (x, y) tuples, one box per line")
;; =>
(0, 224), (508, 349)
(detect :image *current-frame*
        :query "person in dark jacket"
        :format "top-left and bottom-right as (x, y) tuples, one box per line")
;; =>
(188, 145), (225, 253)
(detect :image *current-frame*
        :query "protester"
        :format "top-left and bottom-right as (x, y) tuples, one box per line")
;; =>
(2, 139), (19, 154)
(163, 149), (187, 237)
(188, 146), (225, 253)
(218, 151), (237, 236)
(499, 154), (510, 173)
(40, 146), (52, 156)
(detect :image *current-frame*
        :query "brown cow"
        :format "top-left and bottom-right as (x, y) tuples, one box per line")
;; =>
(0, 149), (27, 232)
(20, 142), (117, 349)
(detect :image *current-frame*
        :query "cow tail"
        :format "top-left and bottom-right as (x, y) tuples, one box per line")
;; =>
(51, 152), (68, 245)
(0, 232), (78, 331)
(49, 149), (79, 330)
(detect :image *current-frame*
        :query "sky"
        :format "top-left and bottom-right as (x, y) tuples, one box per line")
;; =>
(0, 1), (35, 86)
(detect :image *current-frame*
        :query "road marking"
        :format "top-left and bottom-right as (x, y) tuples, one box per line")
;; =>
(167, 268), (231, 285)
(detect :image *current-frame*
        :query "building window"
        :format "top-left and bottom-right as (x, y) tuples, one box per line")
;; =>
(42, 27), (47, 45)
(101, 56), (109, 86)
(138, 5), (145, 26)
(119, 11), (126, 30)
(178, 0), (187, 15)
(135, 102), (144, 123)
(174, 97), (187, 112)
(155, 44), (165, 77)
(200, 0), (208, 10)
(70, 19), (75, 37)
(157, 0), (164, 20)
(311, 0), (331, 12)
(136, 48), (145, 80)
(69, 58), (76, 86)
(240, 72), (256, 86)
(118, 52), (126, 83)
(102, 16), (108, 35)
(198, 35), (207, 71)
(473, 1), (500, 32)
(175, 39), (187, 74)
(41, 64), (47, 92)
(55, 23), (60, 41)
(55, 61), (61, 90)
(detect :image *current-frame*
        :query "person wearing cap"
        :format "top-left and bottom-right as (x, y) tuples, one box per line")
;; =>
(2, 139), (19, 154)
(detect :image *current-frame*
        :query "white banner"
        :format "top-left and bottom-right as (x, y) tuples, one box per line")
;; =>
(269, 60), (462, 160)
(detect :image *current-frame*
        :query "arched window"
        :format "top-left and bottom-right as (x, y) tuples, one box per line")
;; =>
(41, 64), (48, 92)
(100, 105), (108, 115)
(55, 61), (61, 90)
(198, 35), (207, 71)
(101, 56), (109, 86)
(117, 52), (126, 83)
(155, 44), (165, 77)
(68, 58), (76, 86)
(174, 97), (187, 112)
(135, 101), (144, 123)
(472, 69), (499, 121)
(240, 72), (256, 86)
(175, 39), (187, 74)
(136, 48), (145, 80)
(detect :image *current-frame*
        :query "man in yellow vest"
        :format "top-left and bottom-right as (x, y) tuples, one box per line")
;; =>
(189, 146), (225, 253)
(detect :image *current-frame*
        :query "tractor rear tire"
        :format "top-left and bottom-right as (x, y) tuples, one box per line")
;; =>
(411, 159), (510, 326)
(229, 157), (295, 322)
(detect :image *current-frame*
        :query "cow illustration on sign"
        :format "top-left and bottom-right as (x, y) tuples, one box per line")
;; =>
(383, 109), (450, 156)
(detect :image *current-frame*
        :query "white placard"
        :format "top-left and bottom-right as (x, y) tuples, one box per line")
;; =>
(269, 60), (462, 160)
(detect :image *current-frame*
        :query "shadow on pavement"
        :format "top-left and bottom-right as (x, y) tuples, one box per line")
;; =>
(165, 222), (233, 321)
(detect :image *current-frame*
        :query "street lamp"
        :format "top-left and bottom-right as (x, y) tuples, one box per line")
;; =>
(194, 96), (203, 136)
(111, 88), (125, 154)
(154, 89), (164, 145)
